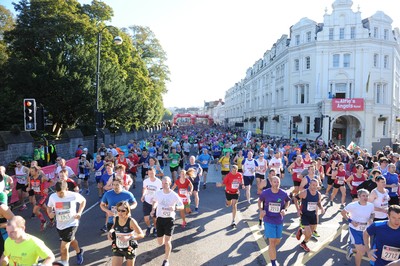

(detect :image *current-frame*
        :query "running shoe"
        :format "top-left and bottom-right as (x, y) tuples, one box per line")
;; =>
(19, 204), (27, 211)
(76, 248), (84, 265)
(85, 189), (90, 196)
(162, 260), (170, 266)
(152, 228), (157, 237)
(203, 183), (207, 189)
(231, 221), (236, 228)
(30, 213), (36, 219)
(258, 224), (263, 230)
(182, 221), (187, 228)
(146, 227), (151, 237)
(296, 228), (303, 240)
(346, 245), (353, 261)
(312, 230), (320, 237)
(193, 207), (199, 214)
(340, 204), (345, 209)
(100, 225), (107, 233)
(300, 242), (310, 252)
(329, 200), (333, 207)
(40, 221), (47, 232)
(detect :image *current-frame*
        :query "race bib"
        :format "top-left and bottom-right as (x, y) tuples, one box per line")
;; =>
(161, 207), (171, 217)
(78, 174), (85, 179)
(143, 163), (149, 168)
(381, 245), (400, 261)
(100, 152), (105, 156)
(179, 188), (187, 196)
(202, 161), (208, 165)
(17, 176), (26, 184)
(392, 186), (398, 193)
(57, 210), (71, 223)
(307, 202), (317, 212)
(172, 160), (178, 165)
(32, 185), (40, 193)
(111, 206), (117, 216)
(268, 202), (281, 213)
(357, 223), (367, 231)
(224, 164), (229, 168)
(116, 233), (130, 248)
(337, 177), (344, 185)
(231, 181), (239, 189)
(95, 171), (102, 177)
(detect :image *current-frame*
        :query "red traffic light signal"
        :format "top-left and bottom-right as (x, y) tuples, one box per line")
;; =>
(24, 99), (36, 131)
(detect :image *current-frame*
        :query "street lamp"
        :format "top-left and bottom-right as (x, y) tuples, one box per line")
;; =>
(94, 25), (123, 152)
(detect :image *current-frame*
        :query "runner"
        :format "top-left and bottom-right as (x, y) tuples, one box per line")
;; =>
(341, 189), (374, 266)
(0, 194), (14, 258)
(108, 201), (144, 266)
(100, 177), (137, 232)
(185, 156), (202, 213)
(233, 150), (245, 173)
(141, 167), (162, 237)
(368, 175), (390, 222)
(330, 162), (347, 208)
(150, 176), (184, 266)
(384, 163), (400, 205)
(269, 150), (283, 178)
(167, 147), (181, 182)
(14, 160), (29, 211)
(58, 169), (79, 192)
(76, 154), (91, 195)
(255, 152), (268, 195)
(242, 151), (258, 204)
(363, 205), (400, 266)
(26, 166), (52, 231)
(294, 179), (325, 252)
(0, 216), (55, 265)
(171, 169), (194, 228)
(258, 176), (290, 266)
(218, 151), (232, 181)
(346, 164), (367, 200)
(47, 181), (86, 265)
(197, 148), (212, 189)
(287, 155), (304, 199)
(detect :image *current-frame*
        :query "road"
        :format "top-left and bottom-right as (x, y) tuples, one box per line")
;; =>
(20, 162), (367, 266)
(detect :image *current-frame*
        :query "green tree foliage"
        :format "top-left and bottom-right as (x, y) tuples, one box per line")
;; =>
(0, 0), (170, 133)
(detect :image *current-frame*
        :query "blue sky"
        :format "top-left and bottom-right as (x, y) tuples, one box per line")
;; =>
(2, 0), (399, 108)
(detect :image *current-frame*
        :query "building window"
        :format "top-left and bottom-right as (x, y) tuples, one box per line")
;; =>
(339, 28), (345, 39)
(295, 84), (309, 104)
(384, 29), (389, 40)
(333, 54), (340, 67)
(343, 54), (350, 67)
(306, 31), (311, 42)
(350, 27), (356, 39)
(373, 54), (379, 67)
(329, 28), (334, 40)
(384, 55), (389, 69)
(305, 56), (311, 70)
(374, 27), (378, 38)
(306, 116), (310, 134)
(294, 59), (299, 71)
(295, 35), (300, 45)
(375, 83), (387, 104)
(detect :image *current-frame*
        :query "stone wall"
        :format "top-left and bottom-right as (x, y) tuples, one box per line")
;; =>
(0, 127), (165, 167)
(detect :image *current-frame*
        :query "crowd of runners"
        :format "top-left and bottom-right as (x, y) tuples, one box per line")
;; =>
(0, 123), (400, 265)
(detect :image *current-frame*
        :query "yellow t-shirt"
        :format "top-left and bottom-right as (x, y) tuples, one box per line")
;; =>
(219, 156), (231, 171)
(4, 234), (53, 265)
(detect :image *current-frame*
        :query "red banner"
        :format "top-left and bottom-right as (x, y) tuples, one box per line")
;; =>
(10, 158), (79, 204)
(332, 98), (364, 111)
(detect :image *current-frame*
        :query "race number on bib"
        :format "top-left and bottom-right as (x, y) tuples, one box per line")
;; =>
(57, 210), (71, 223)
(357, 223), (367, 231)
(392, 186), (398, 193)
(307, 202), (318, 212)
(179, 189), (187, 196)
(381, 245), (400, 261)
(268, 202), (281, 213)
(116, 233), (131, 248)
(78, 174), (85, 179)
(95, 171), (102, 177)
(231, 182), (239, 189)
(161, 207), (171, 217)
(32, 186), (40, 193)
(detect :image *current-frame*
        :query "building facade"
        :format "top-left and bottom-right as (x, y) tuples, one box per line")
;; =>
(224, 0), (400, 152)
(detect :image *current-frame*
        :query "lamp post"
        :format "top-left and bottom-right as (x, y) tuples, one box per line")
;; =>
(94, 25), (123, 152)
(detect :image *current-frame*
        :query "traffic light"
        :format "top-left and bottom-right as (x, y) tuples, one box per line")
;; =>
(24, 99), (36, 131)
(96, 111), (105, 128)
(36, 105), (47, 130)
(314, 117), (321, 133)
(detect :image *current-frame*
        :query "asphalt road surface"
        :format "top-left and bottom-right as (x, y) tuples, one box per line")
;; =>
(20, 163), (367, 266)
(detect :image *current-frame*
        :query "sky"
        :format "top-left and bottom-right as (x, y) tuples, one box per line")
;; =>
(2, 0), (399, 108)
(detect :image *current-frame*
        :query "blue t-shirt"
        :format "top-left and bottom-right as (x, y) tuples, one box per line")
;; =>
(384, 172), (399, 197)
(100, 173), (114, 186)
(198, 154), (211, 169)
(185, 163), (201, 183)
(102, 190), (136, 223)
(366, 220), (400, 266)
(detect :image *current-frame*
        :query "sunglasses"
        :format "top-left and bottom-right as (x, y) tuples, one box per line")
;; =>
(117, 209), (127, 213)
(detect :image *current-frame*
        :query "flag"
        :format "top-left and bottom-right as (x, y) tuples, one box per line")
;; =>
(347, 141), (357, 151)
(366, 72), (371, 93)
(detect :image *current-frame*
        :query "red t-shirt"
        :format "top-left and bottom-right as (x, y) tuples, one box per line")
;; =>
(223, 172), (243, 194)
(175, 178), (192, 203)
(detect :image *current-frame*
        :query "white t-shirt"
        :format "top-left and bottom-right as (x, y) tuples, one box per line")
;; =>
(242, 158), (258, 176)
(143, 178), (162, 204)
(55, 166), (75, 178)
(47, 191), (85, 230)
(344, 201), (374, 231)
(269, 157), (283, 173)
(183, 142), (191, 153)
(154, 190), (183, 219)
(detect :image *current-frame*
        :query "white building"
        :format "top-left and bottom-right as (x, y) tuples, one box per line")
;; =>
(224, 0), (400, 152)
